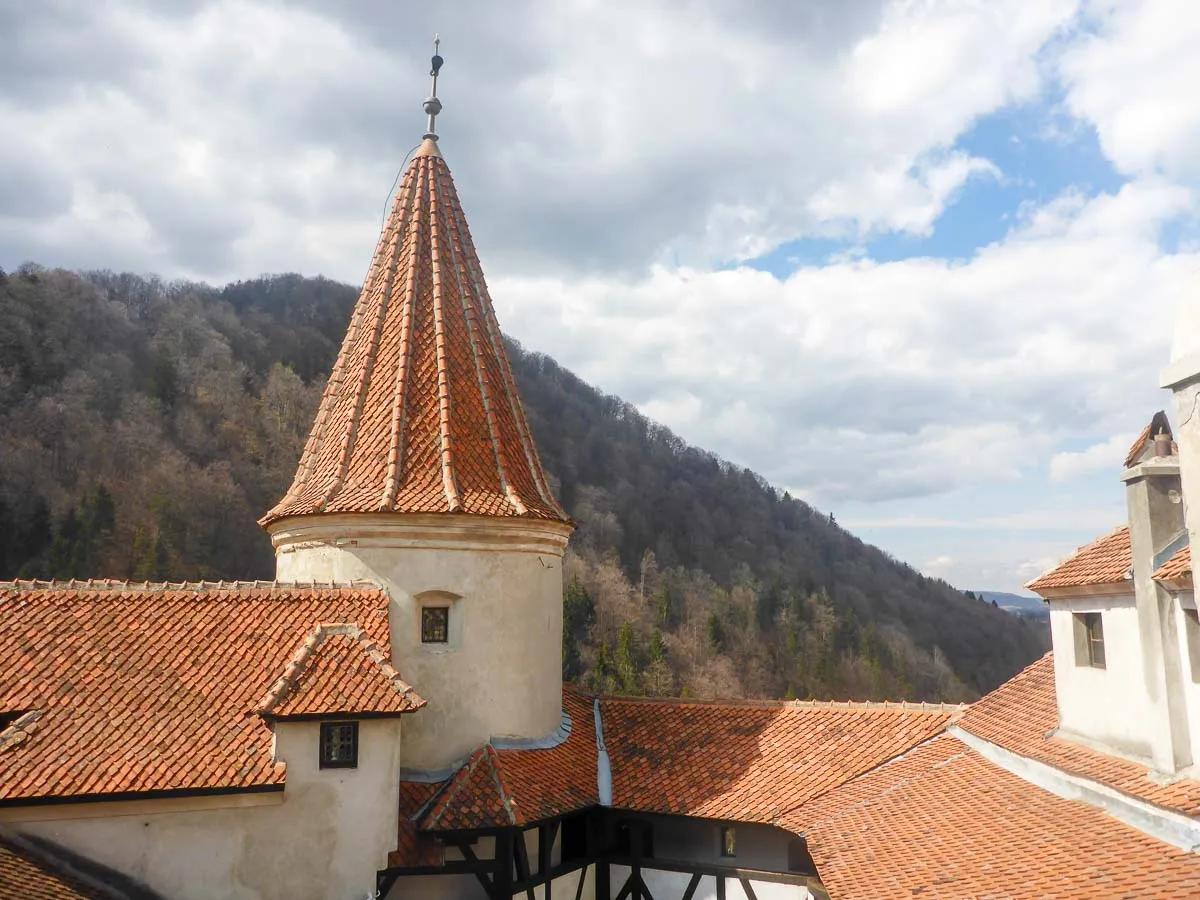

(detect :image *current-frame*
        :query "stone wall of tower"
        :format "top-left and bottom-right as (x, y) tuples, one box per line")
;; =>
(269, 513), (571, 771)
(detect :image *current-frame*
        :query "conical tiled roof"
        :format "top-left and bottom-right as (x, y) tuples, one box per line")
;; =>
(261, 139), (568, 527)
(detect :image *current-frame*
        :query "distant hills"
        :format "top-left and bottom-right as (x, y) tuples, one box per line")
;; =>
(974, 590), (1050, 622)
(0, 265), (1049, 702)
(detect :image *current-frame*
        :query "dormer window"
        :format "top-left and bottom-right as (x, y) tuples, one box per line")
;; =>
(421, 607), (449, 643)
(319, 721), (358, 769)
(1073, 613), (1106, 669)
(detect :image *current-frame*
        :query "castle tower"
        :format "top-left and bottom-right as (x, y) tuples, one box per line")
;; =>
(260, 46), (573, 770)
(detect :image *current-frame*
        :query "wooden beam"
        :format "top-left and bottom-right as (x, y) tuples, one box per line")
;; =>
(511, 857), (589, 894)
(614, 870), (635, 900)
(716, 874), (726, 900)
(603, 856), (817, 888)
(494, 830), (514, 900)
(680, 873), (701, 900)
(573, 863), (589, 900)
(739, 878), (758, 900)
(452, 840), (496, 898)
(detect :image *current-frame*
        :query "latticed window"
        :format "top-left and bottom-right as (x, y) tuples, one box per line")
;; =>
(1073, 612), (1105, 669)
(319, 721), (358, 769)
(720, 826), (737, 857)
(421, 606), (449, 643)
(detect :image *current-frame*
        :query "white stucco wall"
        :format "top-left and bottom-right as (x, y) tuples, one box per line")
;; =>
(9, 718), (404, 900)
(271, 514), (571, 770)
(613, 867), (811, 900)
(1172, 593), (1200, 768)
(1049, 597), (1160, 762)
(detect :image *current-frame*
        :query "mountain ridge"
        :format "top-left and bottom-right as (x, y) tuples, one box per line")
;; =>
(0, 264), (1048, 702)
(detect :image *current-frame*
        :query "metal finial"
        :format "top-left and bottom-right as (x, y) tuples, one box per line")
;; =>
(423, 34), (444, 141)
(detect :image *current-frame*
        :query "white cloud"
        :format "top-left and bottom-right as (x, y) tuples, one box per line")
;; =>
(0, 0), (1084, 279)
(495, 179), (1196, 505)
(1048, 432), (1138, 482)
(1057, 0), (1200, 183)
(921, 555), (956, 578)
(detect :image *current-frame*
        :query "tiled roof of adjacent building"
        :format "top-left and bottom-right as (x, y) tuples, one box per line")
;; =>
(1155, 543), (1192, 582)
(0, 831), (165, 900)
(957, 653), (1200, 816)
(1026, 525), (1132, 592)
(1124, 410), (1175, 468)
(599, 695), (961, 823)
(255, 623), (424, 719)
(411, 688), (599, 835)
(783, 733), (1200, 900)
(261, 139), (569, 527)
(0, 580), (417, 803)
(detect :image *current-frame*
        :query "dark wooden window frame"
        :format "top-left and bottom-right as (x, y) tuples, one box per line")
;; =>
(421, 606), (450, 644)
(720, 825), (737, 857)
(319, 720), (359, 769)
(1073, 612), (1106, 669)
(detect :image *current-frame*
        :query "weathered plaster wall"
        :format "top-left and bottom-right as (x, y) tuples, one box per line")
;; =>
(271, 514), (572, 770)
(11, 718), (404, 900)
(1049, 597), (1160, 762)
(1172, 593), (1200, 766)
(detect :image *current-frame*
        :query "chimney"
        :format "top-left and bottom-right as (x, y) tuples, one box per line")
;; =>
(1122, 414), (1190, 772)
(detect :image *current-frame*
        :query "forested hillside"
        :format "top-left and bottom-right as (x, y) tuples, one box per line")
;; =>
(0, 264), (1047, 702)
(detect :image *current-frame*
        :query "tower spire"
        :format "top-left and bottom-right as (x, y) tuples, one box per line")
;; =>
(423, 35), (444, 141)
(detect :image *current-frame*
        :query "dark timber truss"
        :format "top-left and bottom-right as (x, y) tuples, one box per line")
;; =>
(376, 809), (830, 900)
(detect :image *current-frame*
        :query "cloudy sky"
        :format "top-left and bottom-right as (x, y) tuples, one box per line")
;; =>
(3, 0), (1199, 593)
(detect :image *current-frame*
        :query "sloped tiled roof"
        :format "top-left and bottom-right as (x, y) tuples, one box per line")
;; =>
(957, 653), (1200, 816)
(262, 139), (569, 527)
(415, 688), (599, 833)
(0, 580), (401, 802)
(390, 781), (445, 868)
(1026, 525), (1132, 592)
(1155, 543), (1192, 582)
(599, 695), (961, 822)
(0, 831), (164, 899)
(785, 734), (1200, 900)
(255, 623), (423, 719)
(1124, 410), (1175, 469)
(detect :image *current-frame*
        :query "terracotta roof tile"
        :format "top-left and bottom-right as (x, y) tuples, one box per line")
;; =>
(0, 831), (163, 899)
(0, 837), (105, 900)
(0, 580), (400, 802)
(1026, 525), (1131, 592)
(262, 142), (569, 527)
(255, 623), (424, 719)
(390, 781), (445, 868)
(600, 695), (960, 823)
(1155, 543), (1192, 582)
(786, 734), (1200, 899)
(1124, 410), (1175, 468)
(957, 653), (1200, 815)
(417, 688), (599, 832)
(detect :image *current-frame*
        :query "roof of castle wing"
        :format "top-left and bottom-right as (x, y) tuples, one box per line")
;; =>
(261, 139), (569, 527)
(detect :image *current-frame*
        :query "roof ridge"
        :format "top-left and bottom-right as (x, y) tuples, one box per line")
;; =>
(600, 694), (967, 713)
(255, 622), (423, 717)
(0, 579), (383, 594)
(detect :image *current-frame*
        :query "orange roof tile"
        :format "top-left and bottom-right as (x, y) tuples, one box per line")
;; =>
(262, 140), (568, 527)
(1, 831), (159, 900)
(255, 623), (423, 719)
(1155, 543), (1192, 582)
(417, 688), (599, 832)
(957, 653), (1200, 816)
(1124, 410), (1175, 468)
(600, 695), (960, 823)
(1026, 525), (1131, 592)
(785, 734), (1200, 900)
(0, 580), (407, 803)
(390, 781), (445, 868)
